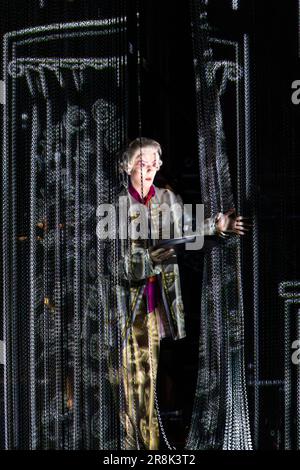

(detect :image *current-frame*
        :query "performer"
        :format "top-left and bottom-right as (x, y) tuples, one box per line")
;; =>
(118, 137), (248, 450)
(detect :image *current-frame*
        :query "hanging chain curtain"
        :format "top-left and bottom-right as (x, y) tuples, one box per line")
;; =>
(2, 0), (252, 450)
(186, 0), (252, 450)
(2, 11), (128, 449)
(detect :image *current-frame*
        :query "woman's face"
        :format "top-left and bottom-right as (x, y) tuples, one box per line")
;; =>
(129, 146), (160, 194)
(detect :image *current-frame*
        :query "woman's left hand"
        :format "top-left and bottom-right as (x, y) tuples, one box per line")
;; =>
(215, 208), (251, 236)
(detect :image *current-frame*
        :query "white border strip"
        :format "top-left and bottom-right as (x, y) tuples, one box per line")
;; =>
(0, 80), (5, 104)
(0, 341), (4, 365)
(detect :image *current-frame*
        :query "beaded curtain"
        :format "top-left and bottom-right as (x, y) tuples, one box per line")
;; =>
(185, 0), (252, 449)
(2, 0), (252, 449)
(2, 11), (128, 449)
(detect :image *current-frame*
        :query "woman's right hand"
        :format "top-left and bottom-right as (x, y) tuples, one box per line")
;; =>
(149, 247), (175, 264)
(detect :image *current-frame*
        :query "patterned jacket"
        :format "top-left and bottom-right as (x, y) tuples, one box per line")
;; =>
(118, 185), (217, 342)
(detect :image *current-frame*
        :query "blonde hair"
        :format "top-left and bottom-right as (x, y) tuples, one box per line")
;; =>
(119, 137), (163, 175)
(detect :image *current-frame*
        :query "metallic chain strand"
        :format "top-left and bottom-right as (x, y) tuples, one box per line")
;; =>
(72, 124), (82, 449)
(2, 33), (13, 450)
(29, 103), (39, 448)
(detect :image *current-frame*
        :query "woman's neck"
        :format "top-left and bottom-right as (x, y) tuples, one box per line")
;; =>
(129, 179), (151, 199)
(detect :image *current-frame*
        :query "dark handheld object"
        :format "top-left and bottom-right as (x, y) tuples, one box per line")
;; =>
(153, 235), (197, 249)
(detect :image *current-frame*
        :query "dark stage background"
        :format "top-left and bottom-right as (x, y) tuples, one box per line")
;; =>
(0, 0), (299, 450)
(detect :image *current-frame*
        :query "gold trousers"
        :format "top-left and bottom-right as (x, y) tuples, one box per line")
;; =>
(122, 300), (160, 450)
